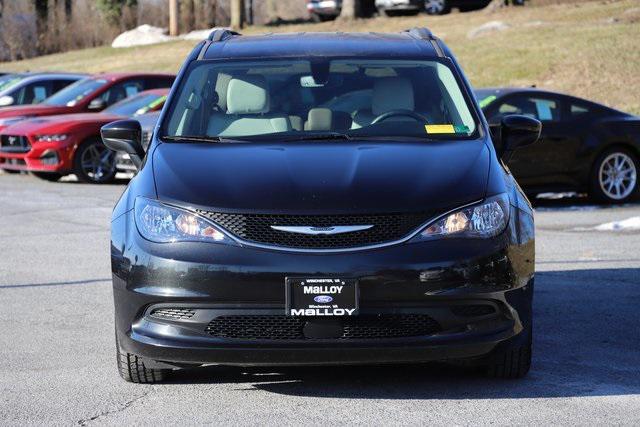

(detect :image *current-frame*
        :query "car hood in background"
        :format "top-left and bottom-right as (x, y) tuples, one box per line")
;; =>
(0, 104), (72, 118)
(0, 113), (123, 135)
(152, 140), (490, 214)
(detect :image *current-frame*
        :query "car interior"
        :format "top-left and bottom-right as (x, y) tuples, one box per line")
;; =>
(167, 60), (476, 139)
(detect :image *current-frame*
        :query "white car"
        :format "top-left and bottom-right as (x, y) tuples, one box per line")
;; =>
(375, 0), (423, 16)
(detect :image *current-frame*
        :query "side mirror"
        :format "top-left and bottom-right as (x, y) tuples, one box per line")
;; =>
(101, 120), (145, 169)
(87, 98), (106, 111)
(499, 114), (541, 162)
(0, 95), (15, 107)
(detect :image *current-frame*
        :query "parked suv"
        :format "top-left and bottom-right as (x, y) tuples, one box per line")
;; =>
(102, 28), (540, 383)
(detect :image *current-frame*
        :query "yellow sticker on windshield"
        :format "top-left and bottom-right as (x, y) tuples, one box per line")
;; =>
(425, 124), (455, 134)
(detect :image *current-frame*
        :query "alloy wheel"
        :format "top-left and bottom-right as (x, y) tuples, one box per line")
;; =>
(425, 0), (446, 14)
(80, 143), (116, 182)
(598, 152), (637, 200)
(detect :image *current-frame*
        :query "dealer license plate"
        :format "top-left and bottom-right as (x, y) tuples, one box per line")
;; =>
(286, 277), (358, 316)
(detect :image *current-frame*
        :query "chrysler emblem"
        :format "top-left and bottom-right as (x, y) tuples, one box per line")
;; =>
(270, 225), (373, 235)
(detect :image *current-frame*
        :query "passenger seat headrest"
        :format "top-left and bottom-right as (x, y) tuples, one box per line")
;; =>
(372, 77), (415, 116)
(227, 75), (269, 114)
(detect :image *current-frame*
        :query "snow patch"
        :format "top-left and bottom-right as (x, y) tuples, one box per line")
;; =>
(111, 25), (171, 48)
(593, 217), (640, 231)
(467, 21), (510, 39)
(182, 27), (228, 40)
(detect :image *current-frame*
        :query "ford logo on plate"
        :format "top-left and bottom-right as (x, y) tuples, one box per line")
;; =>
(314, 295), (333, 304)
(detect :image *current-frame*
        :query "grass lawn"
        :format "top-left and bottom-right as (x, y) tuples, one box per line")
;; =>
(1, 0), (638, 114)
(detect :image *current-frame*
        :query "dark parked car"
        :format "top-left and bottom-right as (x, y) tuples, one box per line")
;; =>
(307, 0), (375, 21)
(0, 73), (86, 108)
(102, 28), (540, 383)
(476, 87), (640, 203)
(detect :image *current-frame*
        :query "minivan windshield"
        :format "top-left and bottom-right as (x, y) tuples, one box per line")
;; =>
(162, 59), (477, 141)
(44, 78), (106, 107)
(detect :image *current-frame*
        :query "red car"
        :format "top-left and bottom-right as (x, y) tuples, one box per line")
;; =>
(0, 72), (174, 132)
(0, 88), (169, 183)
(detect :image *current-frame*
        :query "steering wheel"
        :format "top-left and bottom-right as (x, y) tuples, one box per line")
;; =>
(371, 109), (429, 125)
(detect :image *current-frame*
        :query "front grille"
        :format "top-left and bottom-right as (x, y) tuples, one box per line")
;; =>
(205, 314), (441, 340)
(196, 211), (435, 249)
(0, 135), (31, 153)
(451, 305), (496, 317)
(141, 131), (152, 150)
(150, 308), (196, 320)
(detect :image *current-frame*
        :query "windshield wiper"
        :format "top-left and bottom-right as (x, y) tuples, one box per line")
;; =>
(280, 132), (352, 142)
(161, 135), (250, 143)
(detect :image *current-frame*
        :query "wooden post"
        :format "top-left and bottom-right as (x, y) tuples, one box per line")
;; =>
(230, 0), (244, 30)
(169, 0), (179, 36)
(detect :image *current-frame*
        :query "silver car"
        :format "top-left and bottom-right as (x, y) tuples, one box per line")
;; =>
(0, 73), (86, 107)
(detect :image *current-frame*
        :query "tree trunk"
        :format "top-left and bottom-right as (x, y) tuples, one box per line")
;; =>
(169, 0), (179, 36)
(339, 0), (359, 20)
(230, 0), (244, 29)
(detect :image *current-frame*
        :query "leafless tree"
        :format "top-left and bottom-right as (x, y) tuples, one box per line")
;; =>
(339, 0), (359, 20)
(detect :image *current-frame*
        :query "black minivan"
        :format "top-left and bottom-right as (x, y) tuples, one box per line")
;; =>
(102, 29), (540, 383)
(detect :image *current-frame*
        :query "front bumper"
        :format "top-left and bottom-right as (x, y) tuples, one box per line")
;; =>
(112, 207), (534, 368)
(0, 139), (75, 173)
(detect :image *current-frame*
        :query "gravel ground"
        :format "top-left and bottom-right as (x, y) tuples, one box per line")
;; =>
(0, 173), (639, 426)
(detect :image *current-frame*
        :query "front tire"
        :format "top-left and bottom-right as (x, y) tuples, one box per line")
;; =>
(73, 137), (117, 184)
(116, 342), (169, 384)
(486, 325), (532, 379)
(590, 147), (639, 203)
(31, 171), (63, 182)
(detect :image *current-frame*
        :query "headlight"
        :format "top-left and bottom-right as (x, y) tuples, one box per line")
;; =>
(134, 197), (235, 245)
(415, 194), (509, 240)
(35, 134), (68, 143)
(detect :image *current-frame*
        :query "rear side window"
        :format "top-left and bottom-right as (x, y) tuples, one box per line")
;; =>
(14, 81), (51, 104)
(570, 103), (591, 117)
(492, 95), (560, 122)
(98, 80), (144, 106)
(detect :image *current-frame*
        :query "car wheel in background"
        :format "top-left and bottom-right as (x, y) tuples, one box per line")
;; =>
(590, 147), (639, 203)
(31, 171), (63, 182)
(424, 0), (450, 15)
(74, 137), (117, 184)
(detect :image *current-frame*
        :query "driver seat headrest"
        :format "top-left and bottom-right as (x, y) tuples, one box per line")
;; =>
(372, 77), (415, 116)
(227, 75), (269, 114)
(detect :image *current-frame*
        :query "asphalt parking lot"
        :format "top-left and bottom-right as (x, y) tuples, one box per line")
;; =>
(1, 172), (639, 425)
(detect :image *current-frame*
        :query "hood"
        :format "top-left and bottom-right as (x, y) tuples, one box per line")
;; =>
(0, 103), (71, 118)
(1, 112), (122, 135)
(152, 140), (490, 214)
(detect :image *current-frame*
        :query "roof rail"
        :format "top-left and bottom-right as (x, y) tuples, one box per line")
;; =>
(404, 27), (436, 41)
(207, 29), (241, 42)
(403, 27), (445, 58)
